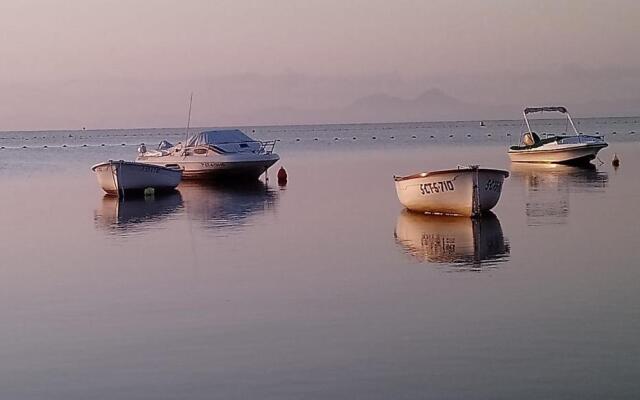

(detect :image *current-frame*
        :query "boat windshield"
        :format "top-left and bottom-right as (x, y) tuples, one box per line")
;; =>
(186, 129), (256, 147)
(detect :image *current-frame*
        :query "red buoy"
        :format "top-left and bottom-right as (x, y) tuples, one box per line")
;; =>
(277, 166), (288, 185)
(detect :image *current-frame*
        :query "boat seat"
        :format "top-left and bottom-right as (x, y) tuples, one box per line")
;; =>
(510, 133), (558, 150)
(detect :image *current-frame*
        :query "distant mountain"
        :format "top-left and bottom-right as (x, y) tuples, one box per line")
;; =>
(337, 88), (473, 123)
(217, 88), (640, 127)
(221, 88), (494, 125)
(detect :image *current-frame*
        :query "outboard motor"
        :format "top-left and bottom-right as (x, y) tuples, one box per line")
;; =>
(523, 132), (541, 146)
(157, 140), (174, 151)
(138, 143), (147, 154)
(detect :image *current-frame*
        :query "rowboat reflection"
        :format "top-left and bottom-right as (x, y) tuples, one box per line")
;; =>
(94, 190), (183, 234)
(94, 181), (279, 235)
(509, 163), (608, 226)
(394, 210), (509, 270)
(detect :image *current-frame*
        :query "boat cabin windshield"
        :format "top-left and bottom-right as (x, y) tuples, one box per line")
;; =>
(186, 129), (256, 147)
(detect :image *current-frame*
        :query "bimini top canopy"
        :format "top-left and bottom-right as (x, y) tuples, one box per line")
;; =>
(186, 129), (255, 147)
(524, 106), (568, 114)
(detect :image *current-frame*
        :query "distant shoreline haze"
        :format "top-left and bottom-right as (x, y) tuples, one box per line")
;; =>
(2, 70), (640, 131)
(2, 0), (639, 130)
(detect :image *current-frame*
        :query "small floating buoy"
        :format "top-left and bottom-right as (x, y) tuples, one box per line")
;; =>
(121, 143), (126, 146)
(82, 144), (88, 147)
(277, 166), (288, 186)
(352, 137), (356, 140)
(295, 138), (300, 142)
(334, 137), (339, 141)
(62, 144), (67, 147)
(430, 135), (435, 138)
(411, 135), (416, 139)
(372, 136), (376, 140)
(390, 136), (395, 139)
(314, 138), (319, 141)
(612, 153), (620, 168)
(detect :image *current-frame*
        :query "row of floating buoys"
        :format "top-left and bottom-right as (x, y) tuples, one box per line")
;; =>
(1, 129), (638, 149)
(1, 129), (638, 142)
(0, 143), (130, 149)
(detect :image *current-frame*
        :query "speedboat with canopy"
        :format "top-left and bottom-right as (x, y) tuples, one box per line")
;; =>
(136, 129), (279, 180)
(508, 106), (607, 164)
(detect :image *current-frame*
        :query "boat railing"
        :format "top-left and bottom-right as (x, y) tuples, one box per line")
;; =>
(556, 135), (604, 145)
(260, 140), (277, 154)
(184, 139), (277, 155)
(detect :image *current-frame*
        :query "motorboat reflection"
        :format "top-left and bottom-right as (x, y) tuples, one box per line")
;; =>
(394, 210), (509, 270)
(179, 180), (278, 231)
(94, 190), (183, 234)
(95, 180), (279, 235)
(510, 163), (608, 226)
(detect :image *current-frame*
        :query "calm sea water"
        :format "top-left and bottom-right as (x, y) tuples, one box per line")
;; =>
(0, 118), (639, 399)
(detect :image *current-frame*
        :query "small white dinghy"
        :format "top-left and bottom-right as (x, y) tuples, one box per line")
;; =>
(91, 160), (182, 196)
(394, 166), (509, 217)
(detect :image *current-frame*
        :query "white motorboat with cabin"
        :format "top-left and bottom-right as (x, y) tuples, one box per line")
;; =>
(508, 106), (608, 164)
(394, 166), (509, 217)
(92, 160), (182, 196)
(136, 129), (279, 180)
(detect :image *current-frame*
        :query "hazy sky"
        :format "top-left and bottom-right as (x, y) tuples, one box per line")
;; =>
(1, 0), (639, 129)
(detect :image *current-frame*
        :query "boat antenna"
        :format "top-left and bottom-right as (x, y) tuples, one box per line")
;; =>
(184, 92), (193, 145)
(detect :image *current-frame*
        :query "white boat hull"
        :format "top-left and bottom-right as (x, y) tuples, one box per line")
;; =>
(394, 167), (509, 217)
(92, 161), (182, 195)
(136, 153), (279, 180)
(508, 143), (607, 164)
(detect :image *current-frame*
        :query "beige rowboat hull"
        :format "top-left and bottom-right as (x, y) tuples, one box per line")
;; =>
(394, 167), (509, 217)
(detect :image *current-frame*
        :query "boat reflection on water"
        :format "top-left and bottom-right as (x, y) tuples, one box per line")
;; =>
(94, 190), (183, 234)
(94, 181), (279, 235)
(394, 210), (510, 271)
(179, 180), (278, 232)
(509, 163), (608, 226)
